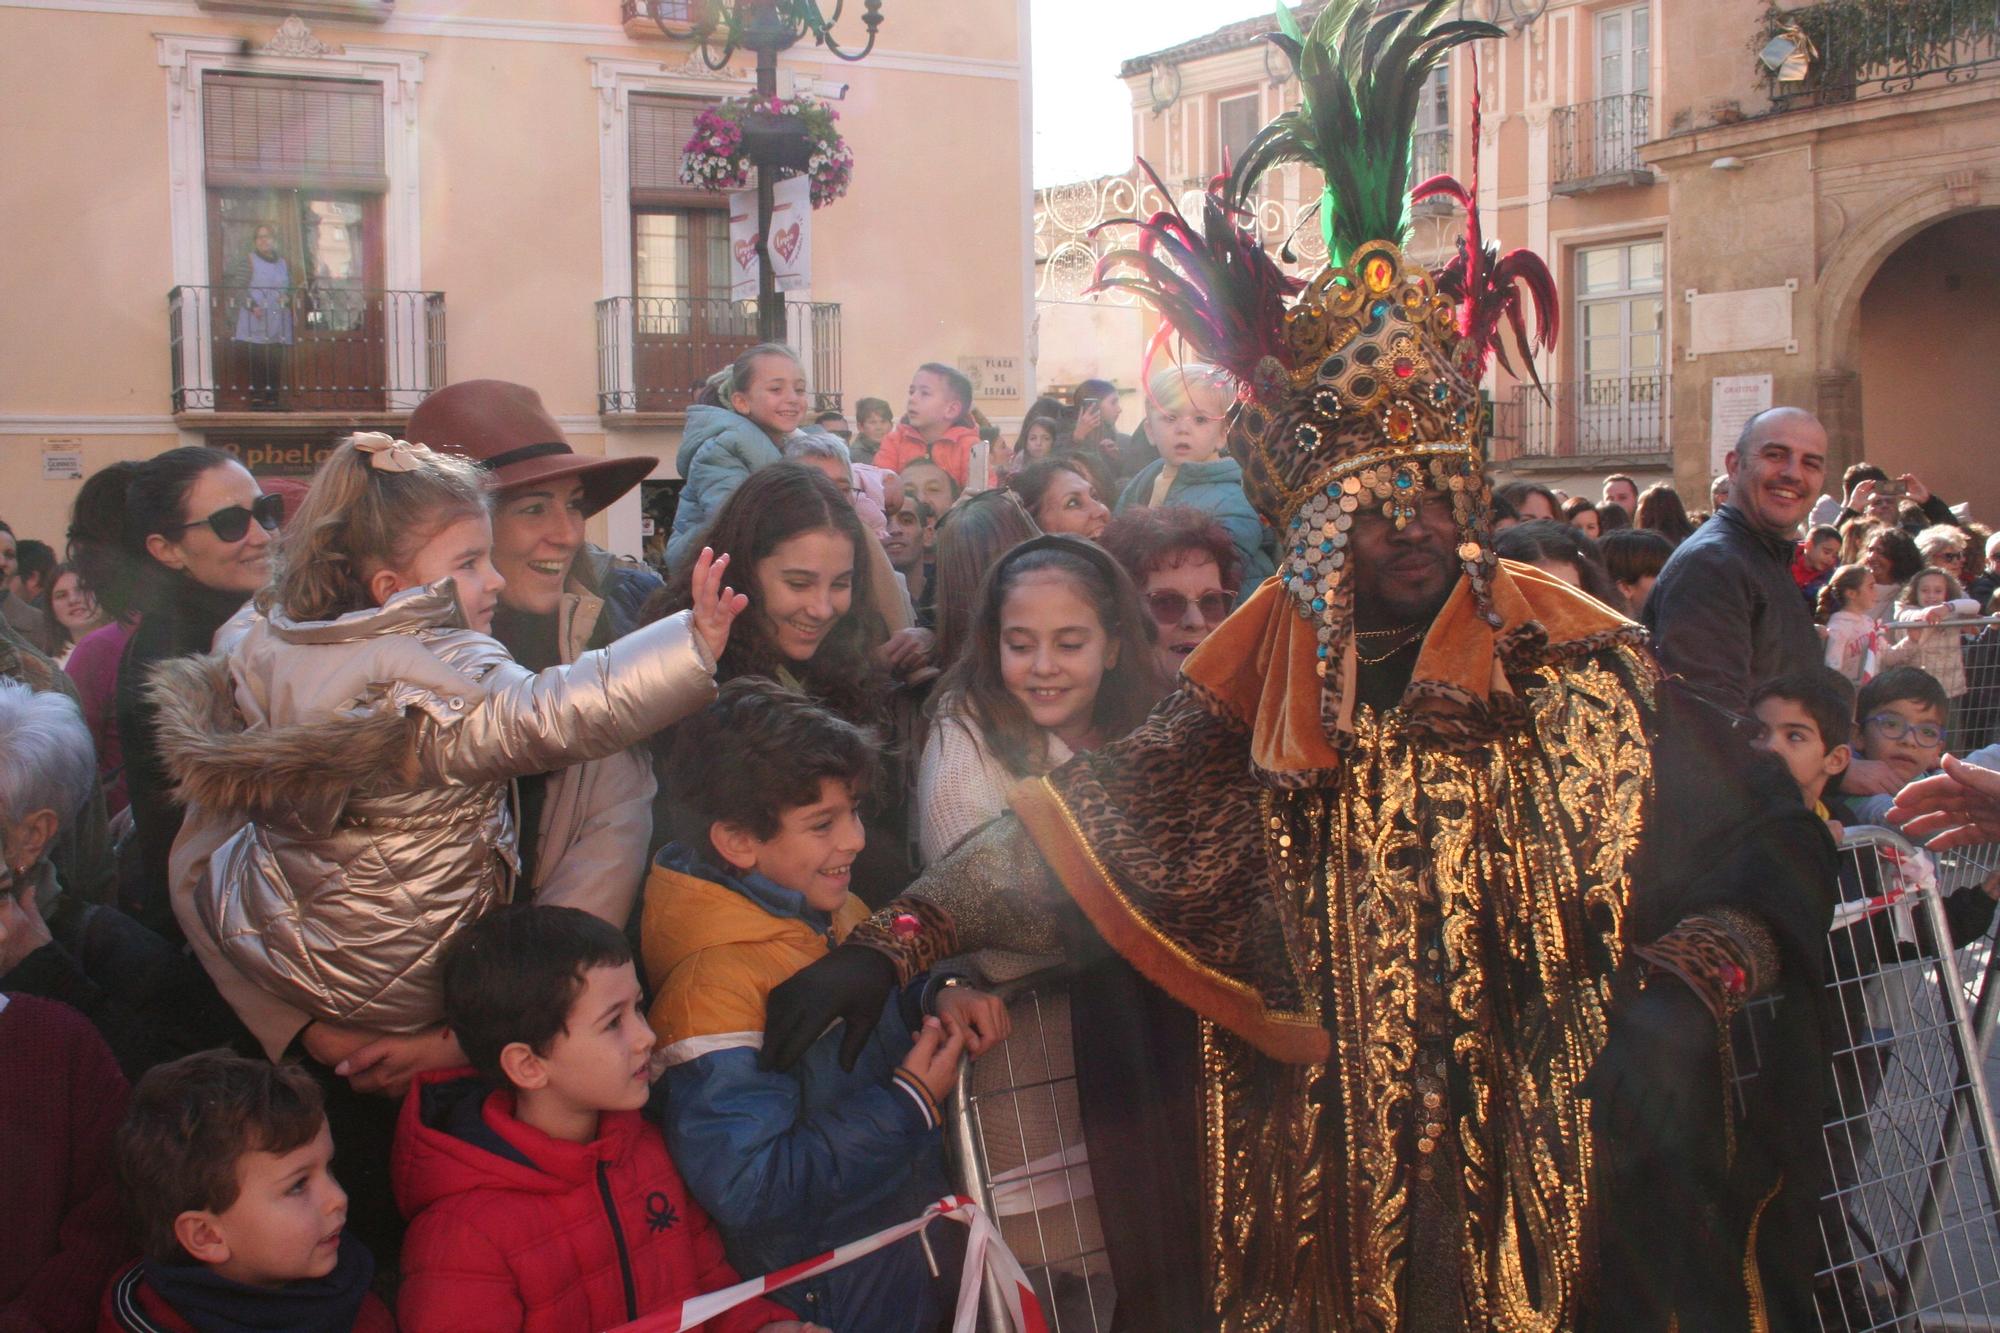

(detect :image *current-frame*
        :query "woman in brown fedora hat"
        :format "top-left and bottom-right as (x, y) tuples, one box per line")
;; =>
(406, 379), (670, 932)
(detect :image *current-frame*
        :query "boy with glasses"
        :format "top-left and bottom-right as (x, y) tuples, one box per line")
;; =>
(1848, 666), (2000, 825)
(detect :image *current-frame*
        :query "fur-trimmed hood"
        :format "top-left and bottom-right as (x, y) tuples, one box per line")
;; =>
(148, 650), (416, 837)
(163, 584), (719, 1037)
(147, 581), (501, 836)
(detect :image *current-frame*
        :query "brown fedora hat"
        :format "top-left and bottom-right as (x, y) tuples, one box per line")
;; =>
(406, 380), (657, 517)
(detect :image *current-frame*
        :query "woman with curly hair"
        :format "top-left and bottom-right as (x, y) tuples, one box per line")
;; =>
(1863, 526), (1926, 620)
(1100, 504), (1243, 689)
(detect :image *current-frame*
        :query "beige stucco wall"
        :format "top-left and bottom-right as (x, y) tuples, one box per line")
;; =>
(1648, 76), (2000, 519)
(0, 0), (1032, 554)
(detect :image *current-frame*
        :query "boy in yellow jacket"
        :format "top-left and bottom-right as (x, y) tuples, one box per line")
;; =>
(641, 678), (1007, 1333)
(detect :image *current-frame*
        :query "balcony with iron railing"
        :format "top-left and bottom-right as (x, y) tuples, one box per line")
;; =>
(1551, 94), (1654, 194)
(1410, 127), (1454, 215)
(621, 0), (699, 35)
(1490, 375), (1668, 465)
(168, 285), (445, 417)
(1763, 0), (2000, 111)
(595, 296), (842, 417)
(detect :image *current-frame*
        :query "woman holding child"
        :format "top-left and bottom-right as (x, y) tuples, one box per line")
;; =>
(406, 379), (667, 929)
(154, 432), (744, 1252)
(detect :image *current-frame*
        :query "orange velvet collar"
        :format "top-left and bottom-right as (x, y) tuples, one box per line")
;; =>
(1182, 560), (1635, 779)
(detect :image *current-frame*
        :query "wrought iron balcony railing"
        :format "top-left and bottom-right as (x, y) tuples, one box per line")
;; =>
(621, 0), (698, 25)
(1764, 0), (2000, 110)
(595, 296), (842, 415)
(1491, 375), (1667, 462)
(1551, 93), (1653, 191)
(168, 286), (445, 414)
(1413, 128), (1450, 184)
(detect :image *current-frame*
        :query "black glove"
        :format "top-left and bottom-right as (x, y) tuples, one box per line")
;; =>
(761, 944), (900, 1073)
(1579, 978), (1722, 1167)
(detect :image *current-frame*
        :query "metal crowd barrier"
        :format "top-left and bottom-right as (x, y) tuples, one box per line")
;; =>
(946, 825), (2000, 1332)
(1882, 614), (2000, 760)
(1733, 825), (2000, 1331)
(946, 967), (1113, 1332)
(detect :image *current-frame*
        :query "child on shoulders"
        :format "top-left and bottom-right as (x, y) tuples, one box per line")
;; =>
(874, 364), (981, 490)
(1114, 363), (1273, 606)
(394, 905), (810, 1333)
(644, 678), (1008, 1333)
(101, 1050), (392, 1333)
(668, 346), (812, 575)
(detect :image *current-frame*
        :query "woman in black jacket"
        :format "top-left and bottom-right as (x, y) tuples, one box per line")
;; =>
(71, 447), (278, 939)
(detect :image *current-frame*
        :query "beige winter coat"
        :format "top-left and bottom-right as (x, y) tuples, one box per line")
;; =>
(509, 582), (657, 930)
(156, 580), (714, 1056)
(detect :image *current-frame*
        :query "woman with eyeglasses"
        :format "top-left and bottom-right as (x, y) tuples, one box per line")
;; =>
(913, 535), (1162, 867)
(1101, 505), (1243, 692)
(69, 447), (279, 939)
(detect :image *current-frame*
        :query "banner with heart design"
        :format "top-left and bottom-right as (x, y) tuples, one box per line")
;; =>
(728, 176), (813, 302)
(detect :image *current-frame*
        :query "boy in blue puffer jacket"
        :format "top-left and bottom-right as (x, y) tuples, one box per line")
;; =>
(1116, 362), (1276, 606)
(642, 679), (1010, 1333)
(666, 345), (807, 575)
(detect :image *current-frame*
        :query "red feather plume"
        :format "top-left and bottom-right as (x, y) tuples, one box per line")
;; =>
(1088, 160), (1304, 388)
(1410, 51), (1558, 396)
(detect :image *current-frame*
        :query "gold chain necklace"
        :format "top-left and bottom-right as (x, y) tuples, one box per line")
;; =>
(1354, 629), (1423, 665)
(1354, 622), (1422, 640)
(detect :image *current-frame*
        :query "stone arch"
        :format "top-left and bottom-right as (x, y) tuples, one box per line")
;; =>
(1817, 174), (2000, 373)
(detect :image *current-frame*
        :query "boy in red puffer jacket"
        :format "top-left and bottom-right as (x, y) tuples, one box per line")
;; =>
(394, 906), (817, 1333)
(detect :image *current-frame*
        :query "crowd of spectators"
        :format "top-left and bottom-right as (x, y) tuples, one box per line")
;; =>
(3, 362), (1997, 1332)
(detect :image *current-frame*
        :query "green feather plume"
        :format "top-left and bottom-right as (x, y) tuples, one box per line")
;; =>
(1228, 0), (1502, 267)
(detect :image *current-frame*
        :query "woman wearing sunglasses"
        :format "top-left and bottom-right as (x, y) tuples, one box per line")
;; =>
(1101, 504), (1243, 691)
(913, 534), (1162, 867)
(68, 447), (278, 939)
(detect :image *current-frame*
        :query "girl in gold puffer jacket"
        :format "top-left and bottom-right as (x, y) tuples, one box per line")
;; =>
(156, 433), (747, 1092)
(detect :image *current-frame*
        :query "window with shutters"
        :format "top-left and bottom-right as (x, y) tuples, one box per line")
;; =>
(625, 92), (754, 409)
(200, 72), (391, 410)
(1216, 92), (1259, 177)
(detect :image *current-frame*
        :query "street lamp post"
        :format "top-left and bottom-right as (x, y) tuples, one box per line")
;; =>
(659, 0), (884, 342)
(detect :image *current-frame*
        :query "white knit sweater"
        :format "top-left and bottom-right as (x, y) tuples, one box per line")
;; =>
(914, 706), (1071, 867)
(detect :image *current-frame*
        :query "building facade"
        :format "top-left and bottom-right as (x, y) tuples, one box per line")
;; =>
(1038, 0), (1998, 514)
(1, 0), (1034, 553)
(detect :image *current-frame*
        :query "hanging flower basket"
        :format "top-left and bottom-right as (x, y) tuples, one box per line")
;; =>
(680, 93), (855, 209)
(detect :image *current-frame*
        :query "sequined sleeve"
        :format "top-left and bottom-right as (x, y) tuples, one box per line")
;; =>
(1632, 905), (1781, 1023)
(845, 816), (1067, 984)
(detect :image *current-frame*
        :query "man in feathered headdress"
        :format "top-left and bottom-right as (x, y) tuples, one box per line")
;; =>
(761, 3), (1837, 1327)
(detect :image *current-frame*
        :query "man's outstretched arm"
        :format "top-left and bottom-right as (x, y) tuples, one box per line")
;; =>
(763, 816), (1065, 1071)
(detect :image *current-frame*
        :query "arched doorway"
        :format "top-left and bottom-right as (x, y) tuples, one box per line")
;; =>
(1855, 209), (2000, 519)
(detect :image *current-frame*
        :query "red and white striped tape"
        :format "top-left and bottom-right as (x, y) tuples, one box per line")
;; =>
(606, 1194), (1049, 1333)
